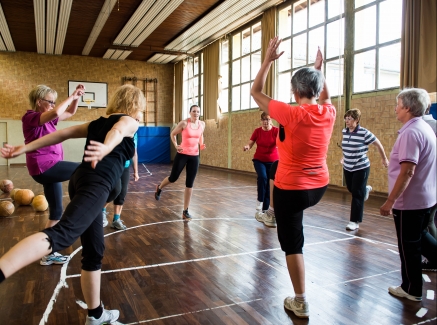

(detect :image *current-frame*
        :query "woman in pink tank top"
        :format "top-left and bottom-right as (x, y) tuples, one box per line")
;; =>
(154, 105), (206, 220)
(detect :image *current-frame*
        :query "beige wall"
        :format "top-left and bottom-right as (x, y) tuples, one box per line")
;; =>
(0, 51), (174, 123)
(201, 90), (404, 194)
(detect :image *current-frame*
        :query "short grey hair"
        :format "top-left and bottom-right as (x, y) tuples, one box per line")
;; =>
(396, 88), (428, 117)
(28, 85), (57, 110)
(291, 67), (324, 99)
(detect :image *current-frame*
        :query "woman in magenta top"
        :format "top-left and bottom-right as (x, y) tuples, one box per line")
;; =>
(154, 104), (206, 220)
(22, 84), (84, 265)
(244, 112), (279, 216)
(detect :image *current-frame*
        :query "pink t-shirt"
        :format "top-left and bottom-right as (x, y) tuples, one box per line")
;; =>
(180, 119), (204, 156)
(389, 117), (436, 210)
(269, 100), (336, 190)
(250, 126), (279, 162)
(22, 110), (63, 176)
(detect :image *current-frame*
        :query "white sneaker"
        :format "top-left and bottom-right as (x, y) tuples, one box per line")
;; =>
(102, 211), (108, 227)
(284, 296), (309, 318)
(255, 210), (264, 222)
(364, 185), (372, 201)
(388, 286), (422, 301)
(346, 221), (359, 231)
(85, 308), (120, 325)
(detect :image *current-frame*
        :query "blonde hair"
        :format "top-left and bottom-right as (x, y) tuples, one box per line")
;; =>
(28, 85), (57, 110)
(106, 84), (146, 116)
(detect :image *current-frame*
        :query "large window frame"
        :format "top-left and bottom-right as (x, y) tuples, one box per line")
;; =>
(182, 54), (203, 120)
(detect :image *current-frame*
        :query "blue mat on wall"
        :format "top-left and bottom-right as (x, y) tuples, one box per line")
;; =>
(430, 103), (437, 120)
(137, 126), (170, 163)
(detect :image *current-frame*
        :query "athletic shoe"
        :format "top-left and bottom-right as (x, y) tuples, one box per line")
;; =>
(40, 252), (69, 266)
(102, 211), (108, 227)
(182, 209), (192, 220)
(388, 285), (422, 301)
(111, 219), (127, 230)
(255, 211), (277, 227)
(284, 296), (309, 318)
(155, 185), (162, 200)
(422, 259), (437, 272)
(85, 308), (120, 325)
(364, 185), (372, 201)
(346, 221), (359, 231)
(255, 210), (264, 222)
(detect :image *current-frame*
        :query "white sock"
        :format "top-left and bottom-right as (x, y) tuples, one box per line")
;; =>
(295, 293), (306, 302)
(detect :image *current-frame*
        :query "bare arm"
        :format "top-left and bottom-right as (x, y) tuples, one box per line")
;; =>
(199, 121), (206, 150)
(243, 140), (255, 151)
(314, 47), (331, 105)
(132, 149), (139, 181)
(84, 116), (139, 168)
(371, 139), (389, 167)
(380, 162), (416, 216)
(171, 120), (187, 153)
(1, 123), (90, 158)
(39, 84), (85, 124)
(251, 36), (284, 114)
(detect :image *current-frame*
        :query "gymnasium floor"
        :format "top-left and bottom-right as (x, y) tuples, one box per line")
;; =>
(0, 164), (435, 325)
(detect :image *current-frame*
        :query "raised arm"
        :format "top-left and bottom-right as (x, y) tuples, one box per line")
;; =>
(39, 84), (85, 124)
(170, 120), (187, 153)
(371, 139), (389, 167)
(251, 36), (284, 114)
(1, 123), (90, 158)
(314, 47), (331, 105)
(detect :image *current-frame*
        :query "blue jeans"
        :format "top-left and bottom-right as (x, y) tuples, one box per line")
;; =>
(252, 160), (273, 211)
(344, 166), (370, 223)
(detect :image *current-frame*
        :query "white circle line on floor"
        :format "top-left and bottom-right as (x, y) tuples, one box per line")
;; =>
(38, 218), (400, 324)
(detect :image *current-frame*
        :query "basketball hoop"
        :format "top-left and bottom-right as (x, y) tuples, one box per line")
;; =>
(83, 99), (95, 109)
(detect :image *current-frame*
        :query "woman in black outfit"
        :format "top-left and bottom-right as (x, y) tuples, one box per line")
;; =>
(0, 84), (145, 325)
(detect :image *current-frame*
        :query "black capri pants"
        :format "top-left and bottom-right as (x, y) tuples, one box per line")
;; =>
(168, 153), (199, 188)
(42, 167), (113, 271)
(32, 161), (79, 220)
(273, 185), (327, 255)
(113, 167), (130, 206)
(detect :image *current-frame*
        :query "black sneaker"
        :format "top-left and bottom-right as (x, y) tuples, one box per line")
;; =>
(422, 259), (437, 272)
(182, 209), (192, 220)
(154, 185), (162, 200)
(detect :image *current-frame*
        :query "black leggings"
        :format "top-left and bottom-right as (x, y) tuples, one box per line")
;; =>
(274, 185), (327, 255)
(168, 153), (199, 188)
(32, 161), (79, 221)
(42, 167), (113, 271)
(113, 167), (130, 206)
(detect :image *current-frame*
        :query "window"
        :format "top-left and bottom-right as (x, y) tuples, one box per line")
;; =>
(230, 21), (262, 111)
(182, 55), (203, 119)
(353, 0), (402, 92)
(277, 0), (345, 102)
(219, 39), (229, 113)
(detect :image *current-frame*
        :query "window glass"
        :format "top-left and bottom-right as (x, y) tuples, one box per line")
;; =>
(278, 38), (291, 72)
(293, 33), (307, 68)
(355, 6), (376, 50)
(293, 0), (307, 34)
(354, 49), (375, 92)
(326, 58), (344, 97)
(221, 63), (229, 87)
(232, 60), (240, 85)
(379, 0), (402, 43)
(242, 28), (251, 56)
(355, 0), (374, 9)
(252, 22), (262, 51)
(328, 0), (344, 19)
(308, 27), (324, 64)
(241, 83), (250, 110)
(278, 5), (291, 38)
(251, 52), (261, 80)
(277, 72), (291, 103)
(221, 40), (229, 63)
(309, 0), (325, 27)
(378, 43), (401, 89)
(233, 33), (241, 59)
(326, 19), (344, 59)
(232, 86), (240, 111)
(241, 56), (251, 83)
(219, 87), (228, 113)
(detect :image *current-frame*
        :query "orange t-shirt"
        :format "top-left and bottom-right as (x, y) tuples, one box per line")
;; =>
(269, 100), (336, 190)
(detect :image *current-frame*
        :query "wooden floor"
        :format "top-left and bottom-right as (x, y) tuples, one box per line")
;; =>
(0, 164), (435, 325)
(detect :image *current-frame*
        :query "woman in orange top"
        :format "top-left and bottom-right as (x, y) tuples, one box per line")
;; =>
(154, 105), (206, 220)
(251, 38), (336, 318)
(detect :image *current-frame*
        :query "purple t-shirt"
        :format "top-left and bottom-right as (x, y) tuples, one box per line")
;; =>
(22, 110), (63, 176)
(388, 117), (436, 210)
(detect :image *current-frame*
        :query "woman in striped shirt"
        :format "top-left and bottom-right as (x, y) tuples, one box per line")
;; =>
(341, 108), (389, 231)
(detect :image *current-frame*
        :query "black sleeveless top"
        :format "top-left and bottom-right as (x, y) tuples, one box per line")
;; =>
(80, 114), (135, 188)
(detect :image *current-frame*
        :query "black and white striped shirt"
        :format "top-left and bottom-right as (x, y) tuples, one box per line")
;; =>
(342, 125), (376, 172)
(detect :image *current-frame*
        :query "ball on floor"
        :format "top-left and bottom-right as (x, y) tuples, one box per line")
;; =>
(31, 195), (48, 212)
(0, 180), (14, 193)
(10, 188), (21, 200)
(0, 201), (15, 217)
(14, 189), (35, 206)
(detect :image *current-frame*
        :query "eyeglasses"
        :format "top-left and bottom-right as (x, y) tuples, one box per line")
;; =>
(261, 118), (271, 121)
(344, 117), (354, 121)
(40, 98), (56, 106)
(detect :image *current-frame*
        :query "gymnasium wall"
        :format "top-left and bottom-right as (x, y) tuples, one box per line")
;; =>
(201, 90), (413, 194)
(0, 51), (175, 163)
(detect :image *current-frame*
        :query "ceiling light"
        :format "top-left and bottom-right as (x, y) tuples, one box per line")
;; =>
(147, 53), (177, 64)
(33, 0), (45, 53)
(103, 49), (132, 60)
(55, 0), (73, 55)
(83, 0), (118, 55)
(0, 2), (15, 51)
(46, 0), (59, 54)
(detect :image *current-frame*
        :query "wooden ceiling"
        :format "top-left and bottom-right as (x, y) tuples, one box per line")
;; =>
(0, 0), (225, 61)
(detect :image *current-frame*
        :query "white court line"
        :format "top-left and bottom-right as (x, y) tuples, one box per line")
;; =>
(321, 269), (400, 287)
(411, 317), (437, 325)
(422, 274), (431, 283)
(124, 298), (263, 324)
(416, 308), (428, 318)
(426, 290), (435, 300)
(143, 185), (256, 193)
(38, 218), (404, 324)
(387, 249), (399, 255)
